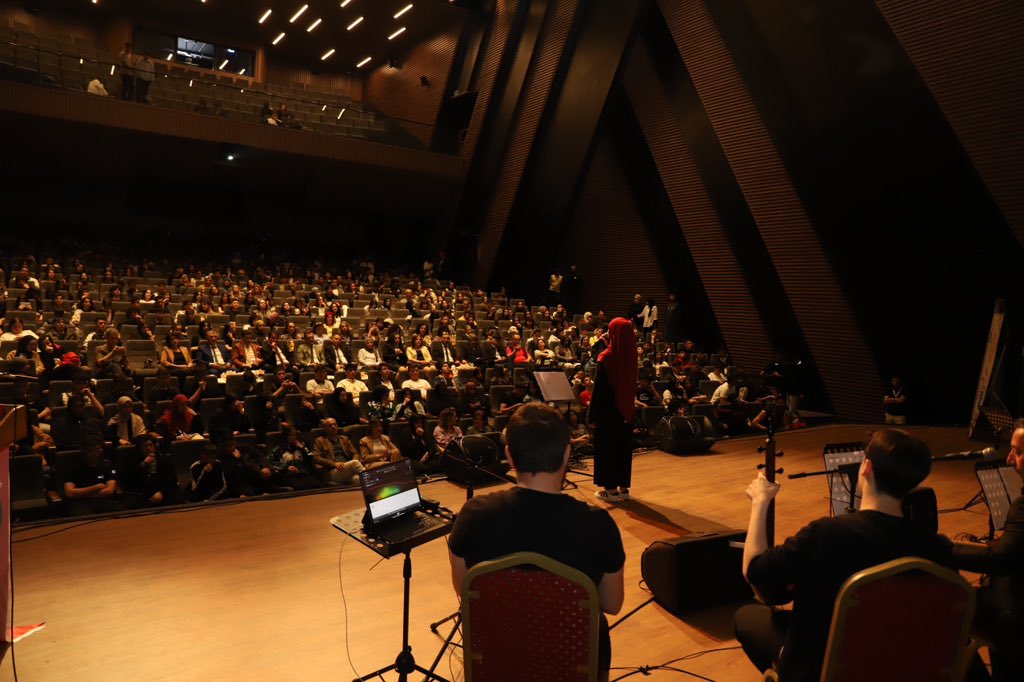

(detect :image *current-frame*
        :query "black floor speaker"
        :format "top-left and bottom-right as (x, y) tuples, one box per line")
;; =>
(654, 416), (717, 454)
(641, 529), (751, 614)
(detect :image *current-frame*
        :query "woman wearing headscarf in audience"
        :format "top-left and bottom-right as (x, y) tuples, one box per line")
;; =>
(154, 394), (205, 447)
(589, 317), (638, 503)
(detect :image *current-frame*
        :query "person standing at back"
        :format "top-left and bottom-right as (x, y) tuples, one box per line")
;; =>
(117, 42), (135, 101)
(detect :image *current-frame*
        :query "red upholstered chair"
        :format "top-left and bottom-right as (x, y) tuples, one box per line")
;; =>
(461, 551), (599, 682)
(764, 557), (975, 682)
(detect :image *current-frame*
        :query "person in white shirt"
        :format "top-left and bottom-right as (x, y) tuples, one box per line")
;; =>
(305, 365), (335, 404)
(401, 366), (432, 401)
(357, 339), (382, 372)
(710, 379), (732, 405)
(640, 297), (658, 339)
(338, 364), (369, 404)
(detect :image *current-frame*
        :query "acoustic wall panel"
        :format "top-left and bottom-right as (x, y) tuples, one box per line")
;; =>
(659, 0), (880, 421)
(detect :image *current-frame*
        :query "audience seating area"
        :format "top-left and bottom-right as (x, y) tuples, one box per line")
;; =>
(0, 21), (395, 143)
(2, 245), (797, 521)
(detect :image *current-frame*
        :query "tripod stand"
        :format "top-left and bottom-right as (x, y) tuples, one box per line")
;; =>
(355, 550), (449, 682)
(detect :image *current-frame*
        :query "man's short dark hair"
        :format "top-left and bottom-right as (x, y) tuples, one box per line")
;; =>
(81, 433), (103, 450)
(506, 403), (570, 474)
(864, 428), (932, 499)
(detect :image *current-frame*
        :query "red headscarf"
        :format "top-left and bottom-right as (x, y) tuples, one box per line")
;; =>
(158, 394), (194, 434)
(598, 317), (638, 421)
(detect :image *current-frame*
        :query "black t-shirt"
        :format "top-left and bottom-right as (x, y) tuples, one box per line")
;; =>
(747, 510), (954, 682)
(71, 458), (116, 489)
(449, 487), (625, 588)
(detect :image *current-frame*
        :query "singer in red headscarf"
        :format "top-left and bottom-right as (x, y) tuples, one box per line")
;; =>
(588, 317), (638, 503)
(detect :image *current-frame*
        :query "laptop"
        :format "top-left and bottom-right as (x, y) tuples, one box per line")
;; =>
(359, 459), (451, 554)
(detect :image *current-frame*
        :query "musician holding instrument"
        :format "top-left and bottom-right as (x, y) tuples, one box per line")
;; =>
(734, 429), (954, 682)
(951, 419), (1024, 681)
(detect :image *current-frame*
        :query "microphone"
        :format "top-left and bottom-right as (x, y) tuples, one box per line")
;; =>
(932, 447), (998, 462)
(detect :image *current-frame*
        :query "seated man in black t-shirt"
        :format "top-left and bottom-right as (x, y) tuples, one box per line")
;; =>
(449, 403), (625, 680)
(118, 436), (184, 509)
(63, 434), (125, 516)
(735, 428), (954, 682)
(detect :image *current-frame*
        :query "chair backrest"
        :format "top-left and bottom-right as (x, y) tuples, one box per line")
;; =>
(461, 551), (599, 682)
(820, 557), (975, 682)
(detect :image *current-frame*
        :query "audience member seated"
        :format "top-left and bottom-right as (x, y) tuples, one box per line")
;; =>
(337, 364), (369, 404)
(405, 335), (433, 369)
(393, 387), (427, 421)
(106, 395), (149, 447)
(214, 431), (272, 498)
(305, 365), (335, 406)
(160, 333), (193, 376)
(118, 436), (183, 508)
(294, 330), (324, 369)
(311, 418), (364, 486)
(232, 329), (265, 370)
(52, 393), (103, 451)
(397, 414), (442, 477)
(188, 445), (228, 503)
(93, 327), (130, 380)
(433, 407), (463, 453)
(266, 422), (322, 491)
(428, 380), (458, 417)
(323, 388), (362, 428)
(357, 339), (382, 372)
(195, 330), (231, 376)
(263, 331), (295, 374)
(357, 419), (402, 469)
(63, 434), (125, 516)
(207, 395), (254, 440)
(401, 366), (431, 400)
(154, 394), (205, 445)
(87, 78), (113, 97)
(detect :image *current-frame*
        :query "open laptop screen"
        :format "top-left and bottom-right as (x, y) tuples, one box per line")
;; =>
(361, 459), (421, 525)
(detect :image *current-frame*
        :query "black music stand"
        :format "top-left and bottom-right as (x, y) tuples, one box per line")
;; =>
(330, 509), (455, 682)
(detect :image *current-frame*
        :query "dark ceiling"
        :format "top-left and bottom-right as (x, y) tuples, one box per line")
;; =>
(34, 0), (468, 74)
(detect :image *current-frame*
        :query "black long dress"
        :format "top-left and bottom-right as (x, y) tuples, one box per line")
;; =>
(588, 363), (632, 489)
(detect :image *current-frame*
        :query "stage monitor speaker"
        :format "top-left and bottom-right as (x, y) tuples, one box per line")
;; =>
(641, 529), (751, 614)
(654, 416), (716, 454)
(441, 434), (510, 485)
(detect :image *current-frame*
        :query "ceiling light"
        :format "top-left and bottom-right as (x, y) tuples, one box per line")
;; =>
(307, 18), (322, 32)
(337, 109), (344, 119)
(289, 4), (309, 22)
(79, 58), (83, 64)
(219, 58), (229, 70)
(394, 4), (413, 18)
(239, 68), (246, 75)
(110, 64), (115, 74)
(92, 0), (97, 4)
(340, 0), (351, 6)
(321, 48), (336, 60)
(166, 52), (174, 60)
(273, 32), (286, 45)
(259, 9), (272, 24)
(388, 27), (406, 40)
(347, 16), (363, 30)
(356, 56), (371, 67)
(189, 79), (193, 87)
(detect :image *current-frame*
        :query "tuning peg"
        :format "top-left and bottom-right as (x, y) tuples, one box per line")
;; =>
(776, 451), (784, 458)
(776, 467), (784, 475)
(756, 463), (765, 470)
(757, 445), (765, 453)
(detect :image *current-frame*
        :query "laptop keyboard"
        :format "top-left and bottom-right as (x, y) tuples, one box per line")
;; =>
(371, 513), (444, 544)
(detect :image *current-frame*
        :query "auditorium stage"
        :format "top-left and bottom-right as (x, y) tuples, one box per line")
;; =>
(2, 424), (994, 682)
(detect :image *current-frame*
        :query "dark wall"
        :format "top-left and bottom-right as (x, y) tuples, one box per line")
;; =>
(364, 23), (463, 146)
(455, 0), (1024, 423)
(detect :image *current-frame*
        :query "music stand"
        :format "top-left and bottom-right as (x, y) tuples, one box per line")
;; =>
(330, 509), (455, 682)
(823, 442), (865, 516)
(976, 462), (1021, 535)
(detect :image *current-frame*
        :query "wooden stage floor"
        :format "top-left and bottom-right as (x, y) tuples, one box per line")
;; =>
(1, 424), (995, 682)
